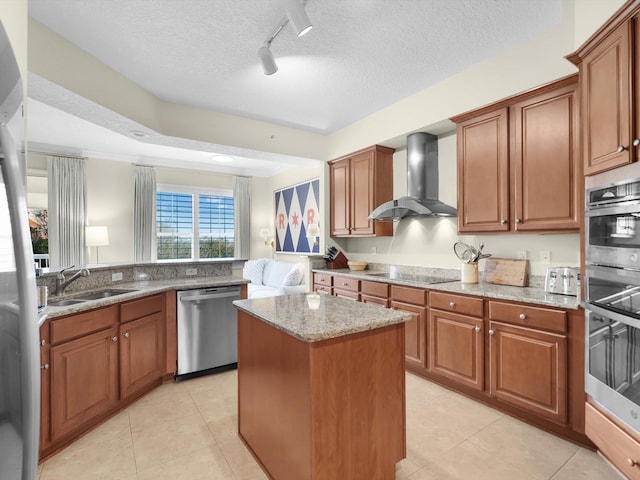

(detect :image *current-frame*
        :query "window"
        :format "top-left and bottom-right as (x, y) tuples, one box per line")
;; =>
(156, 188), (234, 261)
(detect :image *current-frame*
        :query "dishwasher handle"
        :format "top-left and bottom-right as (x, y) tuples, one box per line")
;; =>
(179, 291), (241, 302)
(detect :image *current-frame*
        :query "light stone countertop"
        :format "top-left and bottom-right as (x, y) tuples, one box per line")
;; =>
(316, 269), (581, 310)
(42, 275), (250, 319)
(233, 293), (411, 343)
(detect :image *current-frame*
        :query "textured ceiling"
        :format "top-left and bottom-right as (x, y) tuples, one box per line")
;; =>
(27, 0), (563, 174)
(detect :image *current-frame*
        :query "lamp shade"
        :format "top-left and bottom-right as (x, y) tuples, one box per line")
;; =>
(306, 223), (320, 237)
(85, 226), (109, 247)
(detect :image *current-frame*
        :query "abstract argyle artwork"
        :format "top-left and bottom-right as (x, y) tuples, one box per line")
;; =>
(275, 178), (320, 254)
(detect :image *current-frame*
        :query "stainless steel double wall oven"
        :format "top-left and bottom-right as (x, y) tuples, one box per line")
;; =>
(585, 176), (640, 433)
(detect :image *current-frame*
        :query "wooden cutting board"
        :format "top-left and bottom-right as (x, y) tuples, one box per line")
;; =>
(483, 258), (528, 287)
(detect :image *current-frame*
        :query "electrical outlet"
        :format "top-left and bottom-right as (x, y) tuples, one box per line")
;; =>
(112, 272), (123, 282)
(540, 250), (551, 264)
(517, 250), (527, 260)
(186, 268), (197, 276)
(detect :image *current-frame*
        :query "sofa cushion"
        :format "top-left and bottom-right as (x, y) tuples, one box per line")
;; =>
(243, 258), (266, 285)
(283, 264), (304, 286)
(263, 260), (296, 288)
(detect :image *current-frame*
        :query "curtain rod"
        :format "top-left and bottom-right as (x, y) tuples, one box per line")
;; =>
(31, 150), (87, 160)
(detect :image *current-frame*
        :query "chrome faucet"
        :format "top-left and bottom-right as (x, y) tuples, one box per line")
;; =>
(55, 265), (90, 296)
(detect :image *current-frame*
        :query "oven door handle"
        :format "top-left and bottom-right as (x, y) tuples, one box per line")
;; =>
(586, 202), (640, 217)
(586, 265), (640, 283)
(584, 301), (640, 330)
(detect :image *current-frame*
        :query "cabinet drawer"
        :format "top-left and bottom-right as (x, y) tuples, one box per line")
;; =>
(390, 286), (427, 306)
(314, 273), (333, 286)
(50, 306), (118, 344)
(586, 402), (640, 480)
(488, 301), (567, 333)
(333, 289), (359, 301)
(315, 285), (333, 295)
(430, 291), (483, 317)
(121, 294), (164, 323)
(333, 276), (360, 292)
(361, 294), (389, 307)
(360, 280), (389, 298)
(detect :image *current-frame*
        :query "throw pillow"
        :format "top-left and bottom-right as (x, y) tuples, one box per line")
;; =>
(282, 264), (304, 286)
(243, 258), (266, 285)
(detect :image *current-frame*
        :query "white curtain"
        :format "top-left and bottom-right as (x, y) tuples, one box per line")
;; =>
(133, 165), (157, 262)
(47, 156), (87, 268)
(233, 176), (251, 260)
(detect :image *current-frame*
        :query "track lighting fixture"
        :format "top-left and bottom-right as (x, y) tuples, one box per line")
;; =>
(258, 0), (312, 75)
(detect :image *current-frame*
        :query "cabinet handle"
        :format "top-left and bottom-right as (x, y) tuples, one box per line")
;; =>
(123, 332), (130, 338)
(342, 282), (348, 286)
(634, 139), (640, 147)
(618, 145), (627, 153)
(519, 313), (526, 320)
(628, 458), (638, 467)
(489, 329), (495, 336)
(40, 339), (45, 346)
(475, 326), (481, 333)
(40, 364), (49, 370)
(449, 302), (455, 308)
(111, 336), (118, 343)
(515, 218), (521, 224)
(500, 219), (507, 225)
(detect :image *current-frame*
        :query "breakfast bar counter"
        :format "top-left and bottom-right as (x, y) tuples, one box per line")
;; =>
(233, 294), (411, 480)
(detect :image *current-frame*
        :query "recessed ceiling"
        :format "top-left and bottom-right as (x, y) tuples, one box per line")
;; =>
(27, 0), (563, 174)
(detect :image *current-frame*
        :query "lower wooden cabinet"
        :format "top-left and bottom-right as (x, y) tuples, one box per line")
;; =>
(50, 326), (119, 441)
(119, 312), (164, 400)
(390, 286), (428, 370)
(429, 309), (484, 391)
(586, 401), (640, 480)
(488, 321), (568, 424)
(41, 292), (167, 459)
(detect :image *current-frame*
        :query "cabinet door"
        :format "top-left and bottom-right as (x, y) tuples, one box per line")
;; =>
(429, 309), (484, 391)
(120, 313), (164, 400)
(329, 158), (351, 236)
(489, 321), (567, 424)
(391, 301), (426, 369)
(457, 108), (510, 232)
(50, 327), (118, 441)
(350, 151), (375, 236)
(512, 82), (579, 231)
(582, 21), (632, 175)
(39, 325), (50, 452)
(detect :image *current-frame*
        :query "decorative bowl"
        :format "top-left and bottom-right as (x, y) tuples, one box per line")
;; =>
(347, 261), (368, 271)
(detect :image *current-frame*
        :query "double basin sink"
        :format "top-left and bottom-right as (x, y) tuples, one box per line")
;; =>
(48, 289), (138, 307)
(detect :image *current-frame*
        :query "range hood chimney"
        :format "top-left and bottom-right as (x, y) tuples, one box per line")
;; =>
(368, 132), (457, 220)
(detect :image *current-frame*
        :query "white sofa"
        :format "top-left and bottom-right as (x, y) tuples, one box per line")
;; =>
(242, 258), (307, 299)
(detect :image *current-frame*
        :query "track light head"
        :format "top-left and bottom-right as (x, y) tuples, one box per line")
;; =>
(285, 0), (313, 37)
(258, 44), (278, 75)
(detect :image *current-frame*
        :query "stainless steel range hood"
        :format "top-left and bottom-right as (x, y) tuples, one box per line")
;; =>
(369, 132), (457, 220)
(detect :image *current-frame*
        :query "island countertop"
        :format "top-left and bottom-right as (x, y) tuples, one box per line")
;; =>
(233, 293), (411, 343)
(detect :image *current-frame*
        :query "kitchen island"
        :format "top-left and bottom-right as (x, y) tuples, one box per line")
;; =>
(233, 294), (411, 480)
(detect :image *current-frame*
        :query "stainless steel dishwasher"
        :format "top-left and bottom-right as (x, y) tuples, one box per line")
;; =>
(176, 285), (241, 380)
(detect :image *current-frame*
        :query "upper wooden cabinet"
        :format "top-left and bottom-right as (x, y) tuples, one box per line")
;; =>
(329, 145), (394, 237)
(451, 75), (579, 234)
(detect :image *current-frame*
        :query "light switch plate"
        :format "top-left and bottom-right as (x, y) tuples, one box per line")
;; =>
(186, 268), (197, 276)
(112, 272), (123, 282)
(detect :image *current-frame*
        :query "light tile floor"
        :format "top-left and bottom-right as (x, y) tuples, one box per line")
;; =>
(38, 370), (621, 480)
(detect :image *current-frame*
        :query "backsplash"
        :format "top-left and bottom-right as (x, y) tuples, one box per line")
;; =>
(37, 260), (238, 296)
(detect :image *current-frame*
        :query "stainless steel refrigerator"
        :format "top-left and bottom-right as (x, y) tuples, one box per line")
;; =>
(0, 18), (41, 480)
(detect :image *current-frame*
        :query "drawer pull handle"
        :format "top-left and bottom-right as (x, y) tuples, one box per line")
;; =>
(342, 282), (348, 286)
(489, 329), (495, 336)
(41, 364), (49, 370)
(123, 332), (130, 338)
(449, 302), (455, 308)
(475, 327), (481, 333)
(519, 313), (526, 320)
(628, 458), (638, 467)
(111, 336), (118, 343)
(618, 145), (627, 153)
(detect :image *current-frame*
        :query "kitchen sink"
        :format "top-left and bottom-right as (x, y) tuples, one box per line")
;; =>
(48, 299), (87, 307)
(71, 289), (138, 300)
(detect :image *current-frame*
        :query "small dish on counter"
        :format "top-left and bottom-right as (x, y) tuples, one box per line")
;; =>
(347, 261), (368, 271)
